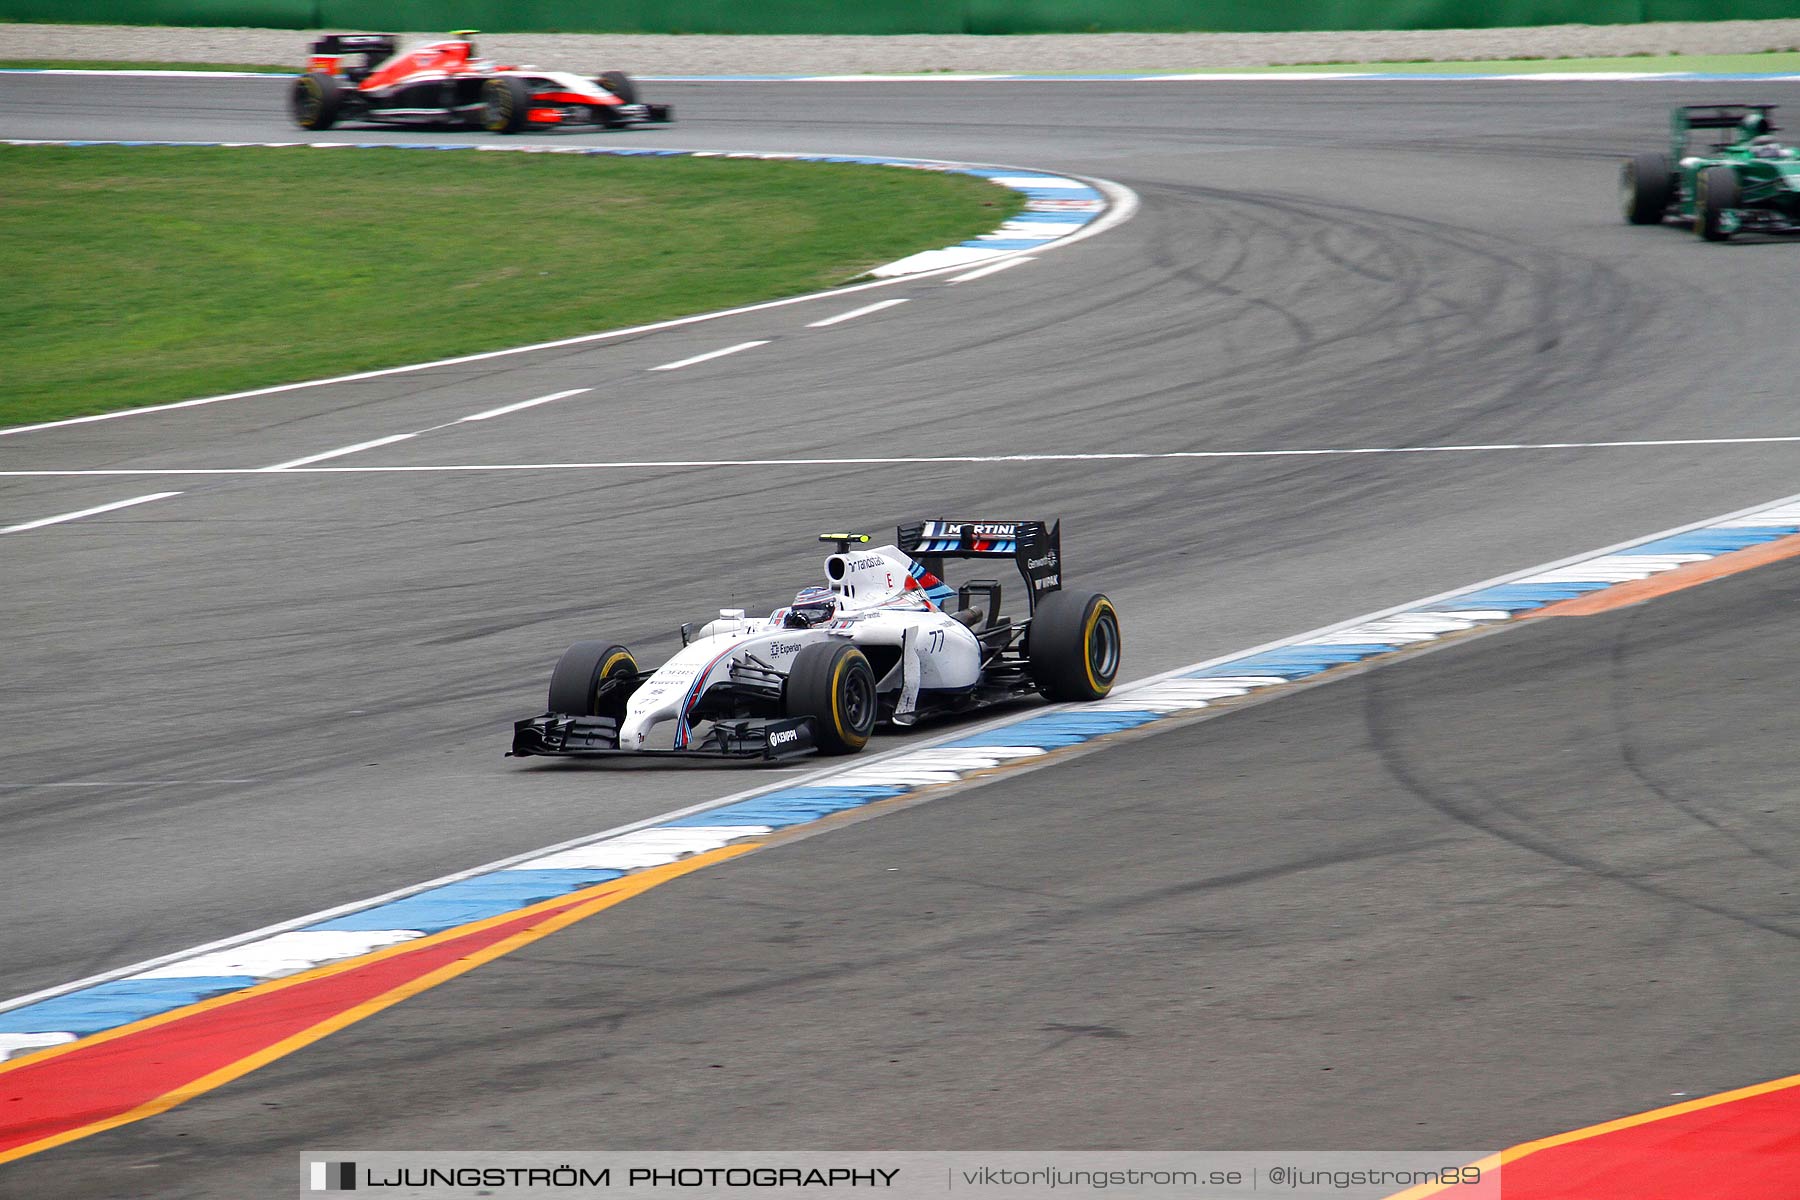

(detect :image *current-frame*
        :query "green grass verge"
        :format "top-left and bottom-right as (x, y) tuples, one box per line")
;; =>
(0, 59), (291, 72)
(0, 145), (1021, 427)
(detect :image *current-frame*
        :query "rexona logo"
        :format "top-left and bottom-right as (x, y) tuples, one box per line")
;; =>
(768, 727), (801, 748)
(1027, 553), (1059, 571)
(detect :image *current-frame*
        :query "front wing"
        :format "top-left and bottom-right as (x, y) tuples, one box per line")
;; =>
(511, 713), (815, 760)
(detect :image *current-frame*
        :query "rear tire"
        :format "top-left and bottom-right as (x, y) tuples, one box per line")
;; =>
(597, 70), (639, 104)
(290, 71), (343, 131)
(482, 76), (533, 133)
(1620, 152), (1672, 225)
(784, 643), (876, 755)
(547, 641), (638, 718)
(1695, 165), (1741, 241)
(1027, 591), (1121, 701)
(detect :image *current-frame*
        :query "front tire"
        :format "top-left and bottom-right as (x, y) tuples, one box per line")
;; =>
(597, 70), (639, 104)
(784, 643), (876, 755)
(290, 71), (343, 130)
(1695, 165), (1741, 242)
(547, 641), (638, 719)
(482, 77), (533, 134)
(1027, 591), (1121, 702)
(1620, 152), (1673, 225)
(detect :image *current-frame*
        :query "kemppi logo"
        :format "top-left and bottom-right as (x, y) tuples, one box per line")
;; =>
(768, 727), (800, 748)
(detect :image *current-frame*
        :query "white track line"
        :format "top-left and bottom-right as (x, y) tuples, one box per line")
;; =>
(9, 432), (1800, 479)
(649, 341), (770, 371)
(261, 432), (416, 471)
(0, 780), (260, 788)
(806, 298), (910, 327)
(948, 257), (1034, 283)
(5, 69), (284, 78)
(246, 389), (585, 475)
(0, 491), (181, 534)
(457, 388), (589, 423)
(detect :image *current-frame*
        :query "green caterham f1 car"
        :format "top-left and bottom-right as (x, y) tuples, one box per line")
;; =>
(1621, 104), (1800, 241)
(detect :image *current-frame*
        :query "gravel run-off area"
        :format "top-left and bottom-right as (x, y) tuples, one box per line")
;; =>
(4, 18), (1800, 72)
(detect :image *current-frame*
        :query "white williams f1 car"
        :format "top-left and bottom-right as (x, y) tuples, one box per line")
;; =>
(510, 519), (1121, 761)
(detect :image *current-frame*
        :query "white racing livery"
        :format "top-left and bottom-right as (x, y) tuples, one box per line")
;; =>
(511, 520), (1122, 760)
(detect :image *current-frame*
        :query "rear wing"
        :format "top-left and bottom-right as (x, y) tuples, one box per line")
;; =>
(1674, 104), (1779, 150)
(896, 519), (1063, 612)
(307, 33), (398, 80)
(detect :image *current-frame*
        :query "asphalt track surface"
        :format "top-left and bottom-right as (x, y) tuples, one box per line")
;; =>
(3, 73), (1799, 1192)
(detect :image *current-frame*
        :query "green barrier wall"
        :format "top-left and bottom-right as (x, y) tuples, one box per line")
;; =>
(964, 0), (1646, 33)
(0, 0), (313, 26)
(316, 0), (963, 35)
(3, 0), (1797, 34)
(1645, 0), (1800, 18)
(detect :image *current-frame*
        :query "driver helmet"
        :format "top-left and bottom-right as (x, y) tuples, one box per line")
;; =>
(784, 585), (837, 629)
(1740, 112), (1770, 140)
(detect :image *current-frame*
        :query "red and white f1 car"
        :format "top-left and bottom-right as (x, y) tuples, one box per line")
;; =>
(290, 32), (673, 134)
(511, 520), (1123, 761)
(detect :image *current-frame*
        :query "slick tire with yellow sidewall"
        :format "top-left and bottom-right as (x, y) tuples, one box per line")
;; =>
(785, 643), (877, 756)
(482, 76), (533, 134)
(1027, 590), (1121, 702)
(598, 70), (639, 104)
(291, 71), (343, 131)
(548, 640), (638, 719)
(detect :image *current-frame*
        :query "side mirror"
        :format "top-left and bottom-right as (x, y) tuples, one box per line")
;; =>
(679, 622), (693, 647)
